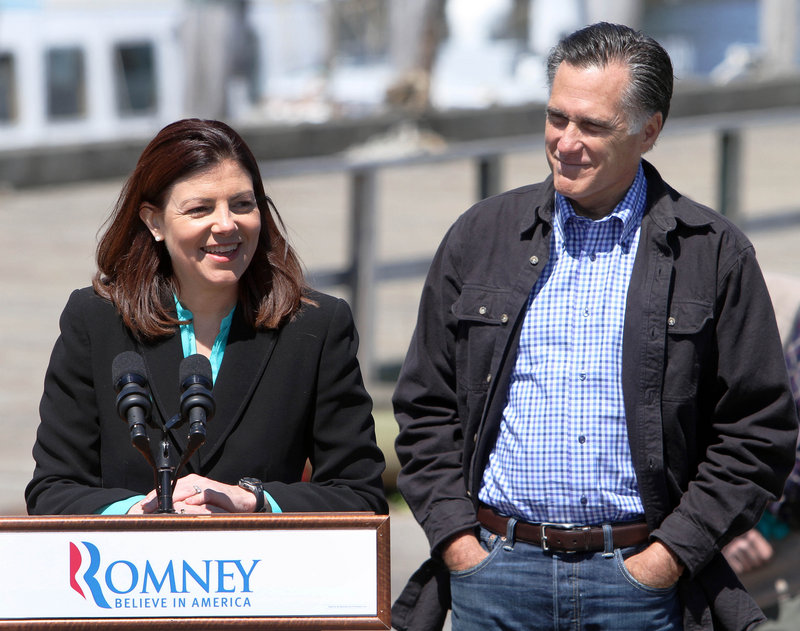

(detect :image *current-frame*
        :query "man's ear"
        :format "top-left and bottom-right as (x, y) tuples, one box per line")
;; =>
(139, 203), (163, 241)
(641, 111), (663, 154)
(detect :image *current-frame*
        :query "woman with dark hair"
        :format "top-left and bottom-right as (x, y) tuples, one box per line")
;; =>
(25, 119), (387, 516)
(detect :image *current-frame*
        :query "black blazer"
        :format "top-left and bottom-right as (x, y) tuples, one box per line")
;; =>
(26, 287), (387, 515)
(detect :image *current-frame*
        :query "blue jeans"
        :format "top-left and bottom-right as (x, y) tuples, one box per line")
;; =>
(449, 523), (682, 631)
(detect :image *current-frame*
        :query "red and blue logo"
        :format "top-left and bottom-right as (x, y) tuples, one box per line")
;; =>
(70, 541), (111, 608)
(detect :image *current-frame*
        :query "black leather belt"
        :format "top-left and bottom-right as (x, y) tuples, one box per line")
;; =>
(477, 505), (649, 553)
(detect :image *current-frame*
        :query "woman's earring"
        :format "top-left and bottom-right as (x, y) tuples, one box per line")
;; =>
(154, 235), (163, 242)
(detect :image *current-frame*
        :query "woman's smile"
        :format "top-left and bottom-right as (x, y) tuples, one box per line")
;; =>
(202, 242), (242, 259)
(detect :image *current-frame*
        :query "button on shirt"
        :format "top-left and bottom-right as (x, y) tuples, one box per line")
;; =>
(479, 164), (647, 525)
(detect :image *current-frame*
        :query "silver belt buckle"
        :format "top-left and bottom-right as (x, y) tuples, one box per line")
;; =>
(539, 522), (591, 552)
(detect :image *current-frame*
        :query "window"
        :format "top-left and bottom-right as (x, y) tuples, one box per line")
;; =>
(46, 46), (86, 119)
(114, 42), (157, 115)
(0, 53), (15, 122)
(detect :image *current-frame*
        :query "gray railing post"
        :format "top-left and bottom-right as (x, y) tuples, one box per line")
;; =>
(477, 154), (501, 200)
(348, 167), (378, 385)
(718, 129), (741, 220)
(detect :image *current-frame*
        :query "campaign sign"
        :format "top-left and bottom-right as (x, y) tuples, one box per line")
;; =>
(0, 514), (389, 628)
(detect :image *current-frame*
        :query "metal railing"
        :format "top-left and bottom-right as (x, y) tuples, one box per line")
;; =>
(260, 107), (800, 385)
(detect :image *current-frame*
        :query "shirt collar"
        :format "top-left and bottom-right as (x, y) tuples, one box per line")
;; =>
(175, 296), (193, 323)
(173, 295), (236, 384)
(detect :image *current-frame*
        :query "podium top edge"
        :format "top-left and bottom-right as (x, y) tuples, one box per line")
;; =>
(0, 512), (388, 532)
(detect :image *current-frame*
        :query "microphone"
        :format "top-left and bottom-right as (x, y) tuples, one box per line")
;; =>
(113, 351), (152, 446)
(170, 355), (215, 495)
(179, 354), (215, 448)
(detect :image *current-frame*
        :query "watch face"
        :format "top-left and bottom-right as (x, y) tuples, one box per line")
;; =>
(239, 478), (265, 512)
(240, 477), (261, 490)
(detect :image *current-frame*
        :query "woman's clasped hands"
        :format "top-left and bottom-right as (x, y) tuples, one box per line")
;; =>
(128, 474), (259, 515)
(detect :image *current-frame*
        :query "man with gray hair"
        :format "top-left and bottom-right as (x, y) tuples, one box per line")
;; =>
(392, 22), (798, 630)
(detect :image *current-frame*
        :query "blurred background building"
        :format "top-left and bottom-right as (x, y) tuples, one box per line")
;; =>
(0, 0), (798, 152)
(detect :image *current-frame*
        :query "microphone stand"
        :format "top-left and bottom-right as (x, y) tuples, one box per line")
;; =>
(154, 411), (207, 514)
(155, 429), (177, 514)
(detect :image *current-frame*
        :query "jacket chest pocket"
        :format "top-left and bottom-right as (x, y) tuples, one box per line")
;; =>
(662, 300), (714, 401)
(452, 286), (511, 392)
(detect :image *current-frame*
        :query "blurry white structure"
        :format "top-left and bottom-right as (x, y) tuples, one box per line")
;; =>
(0, 0), (797, 152)
(710, 43), (764, 83)
(0, 0), (184, 150)
(528, 0), (641, 56)
(761, 0), (800, 75)
(431, 0), (548, 108)
(529, 0), (583, 56)
(247, 0), (331, 120)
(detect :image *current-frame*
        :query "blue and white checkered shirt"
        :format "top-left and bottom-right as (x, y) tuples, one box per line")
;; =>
(479, 164), (648, 525)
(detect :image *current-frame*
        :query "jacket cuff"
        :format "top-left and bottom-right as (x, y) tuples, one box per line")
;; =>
(651, 511), (717, 577)
(422, 497), (480, 554)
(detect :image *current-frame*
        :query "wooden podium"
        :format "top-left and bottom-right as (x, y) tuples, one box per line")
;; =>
(0, 513), (390, 629)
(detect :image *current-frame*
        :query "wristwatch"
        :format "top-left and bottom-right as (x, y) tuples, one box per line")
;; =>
(238, 477), (267, 513)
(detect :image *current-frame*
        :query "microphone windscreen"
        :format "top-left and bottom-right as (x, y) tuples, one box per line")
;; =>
(112, 351), (147, 385)
(179, 354), (213, 386)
